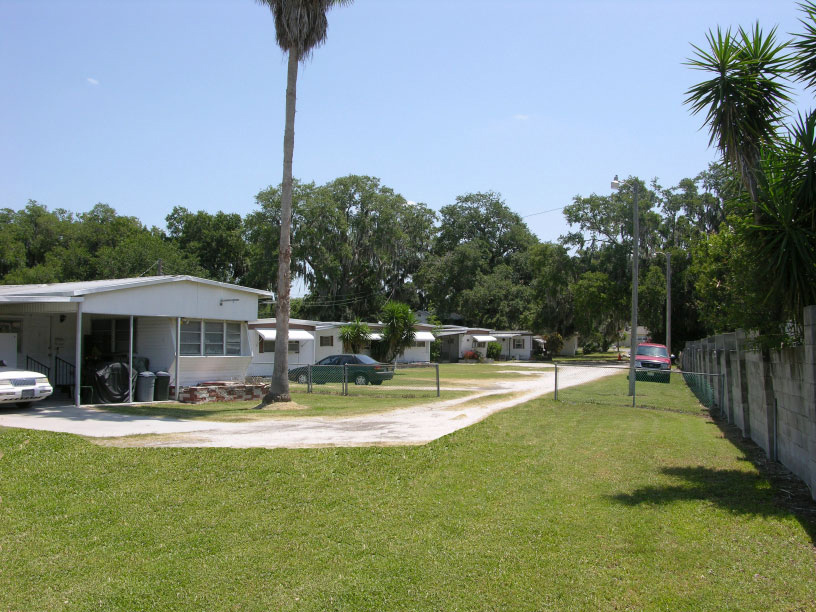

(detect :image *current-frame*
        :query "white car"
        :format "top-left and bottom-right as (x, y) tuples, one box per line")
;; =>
(0, 360), (54, 408)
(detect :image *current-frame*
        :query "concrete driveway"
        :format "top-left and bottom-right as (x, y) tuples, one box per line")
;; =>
(0, 365), (621, 448)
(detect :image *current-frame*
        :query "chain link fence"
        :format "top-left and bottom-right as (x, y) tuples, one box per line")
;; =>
(553, 363), (723, 411)
(257, 363), (441, 398)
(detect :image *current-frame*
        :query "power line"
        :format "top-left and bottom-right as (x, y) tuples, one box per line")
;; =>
(522, 205), (565, 219)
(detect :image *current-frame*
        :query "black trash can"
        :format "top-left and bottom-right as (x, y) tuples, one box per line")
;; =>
(136, 371), (156, 402)
(154, 371), (171, 401)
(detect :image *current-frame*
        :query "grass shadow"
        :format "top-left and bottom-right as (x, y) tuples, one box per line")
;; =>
(610, 416), (816, 546)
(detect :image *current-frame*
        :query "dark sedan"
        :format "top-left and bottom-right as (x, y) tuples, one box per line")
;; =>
(288, 354), (394, 386)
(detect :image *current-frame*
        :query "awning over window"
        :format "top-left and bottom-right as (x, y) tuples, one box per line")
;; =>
(414, 331), (436, 341)
(472, 334), (498, 342)
(257, 329), (314, 341)
(368, 332), (383, 341)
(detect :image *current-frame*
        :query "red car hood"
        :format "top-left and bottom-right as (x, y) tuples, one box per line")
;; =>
(635, 355), (670, 365)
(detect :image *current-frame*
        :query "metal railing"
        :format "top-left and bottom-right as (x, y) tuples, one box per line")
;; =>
(54, 356), (76, 387)
(25, 356), (50, 378)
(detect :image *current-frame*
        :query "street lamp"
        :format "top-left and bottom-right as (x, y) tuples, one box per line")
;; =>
(611, 175), (638, 398)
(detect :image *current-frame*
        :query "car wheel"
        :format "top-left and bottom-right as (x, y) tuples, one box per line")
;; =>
(354, 374), (368, 386)
(297, 373), (308, 384)
(16, 401), (33, 409)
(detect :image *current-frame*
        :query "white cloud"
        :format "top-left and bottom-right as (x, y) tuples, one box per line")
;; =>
(513, 114), (530, 121)
(86, 77), (99, 85)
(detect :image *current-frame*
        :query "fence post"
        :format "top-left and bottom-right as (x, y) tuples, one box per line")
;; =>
(435, 363), (440, 398)
(307, 364), (312, 394)
(632, 370), (636, 408)
(554, 362), (558, 401)
(343, 364), (348, 396)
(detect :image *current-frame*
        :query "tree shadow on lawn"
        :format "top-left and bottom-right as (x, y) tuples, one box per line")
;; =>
(610, 417), (816, 546)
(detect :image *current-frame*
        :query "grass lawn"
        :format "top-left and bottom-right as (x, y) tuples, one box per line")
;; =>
(556, 369), (711, 415)
(1, 377), (814, 610)
(432, 362), (550, 379)
(90, 389), (471, 422)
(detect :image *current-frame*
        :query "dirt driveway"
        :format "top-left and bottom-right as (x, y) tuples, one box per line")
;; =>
(0, 365), (620, 448)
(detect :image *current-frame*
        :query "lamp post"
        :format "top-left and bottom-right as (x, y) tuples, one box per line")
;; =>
(611, 175), (638, 397)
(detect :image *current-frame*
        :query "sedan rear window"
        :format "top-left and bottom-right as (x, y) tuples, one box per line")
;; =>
(354, 354), (379, 364)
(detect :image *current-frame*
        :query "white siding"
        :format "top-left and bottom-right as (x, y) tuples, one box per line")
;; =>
(172, 356), (253, 386)
(246, 330), (314, 376)
(137, 317), (176, 372)
(314, 330), (341, 362)
(398, 343), (431, 363)
(82, 280), (259, 321)
(497, 336), (533, 360)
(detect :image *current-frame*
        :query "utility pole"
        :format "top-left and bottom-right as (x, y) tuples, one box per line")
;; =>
(629, 182), (639, 397)
(612, 175), (639, 398)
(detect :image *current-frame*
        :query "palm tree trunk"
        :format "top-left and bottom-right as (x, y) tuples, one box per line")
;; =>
(265, 48), (299, 404)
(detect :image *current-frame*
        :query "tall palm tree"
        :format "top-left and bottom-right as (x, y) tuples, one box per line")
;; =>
(256, 0), (351, 403)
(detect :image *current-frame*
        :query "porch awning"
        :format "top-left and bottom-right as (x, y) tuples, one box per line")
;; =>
(257, 329), (314, 341)
(472, 335), (498, 342)
(414, 331), (436, 341)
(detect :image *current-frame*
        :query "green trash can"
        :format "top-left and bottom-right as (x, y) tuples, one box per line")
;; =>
(136, 371), (156, 402)
(154, 371), (171, 401)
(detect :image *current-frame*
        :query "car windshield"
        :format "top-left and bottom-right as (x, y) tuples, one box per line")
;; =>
(637, 345), (668, 358)
(354, 354), (379, 365)
(318, 356), (338, 365)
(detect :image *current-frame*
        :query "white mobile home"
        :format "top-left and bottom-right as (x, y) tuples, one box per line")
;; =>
(0, 276), (271, 405)
(437, 326), (496, 361)
(247, 319), (435, 375)
(492, 331), (535, 360)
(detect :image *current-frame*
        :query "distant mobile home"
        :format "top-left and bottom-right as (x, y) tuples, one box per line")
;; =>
(247, 318), (436, 376)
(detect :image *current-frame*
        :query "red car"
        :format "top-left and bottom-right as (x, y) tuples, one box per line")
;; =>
(635, 343), (672, 370)
(633, 343), (672, 383)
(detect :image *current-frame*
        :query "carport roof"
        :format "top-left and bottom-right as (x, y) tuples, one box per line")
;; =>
(0, 275), (272, 298)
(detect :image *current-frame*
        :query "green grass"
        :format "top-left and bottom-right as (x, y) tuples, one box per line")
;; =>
(428, 362), (549, 381)
(554, 351), (625, 363)
(91, 390), (470, 421)
(556, 369), (711, 415)
(1, 376), (814, 611)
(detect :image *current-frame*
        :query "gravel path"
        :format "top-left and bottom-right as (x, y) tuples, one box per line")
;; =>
(0, 365), (621, 448)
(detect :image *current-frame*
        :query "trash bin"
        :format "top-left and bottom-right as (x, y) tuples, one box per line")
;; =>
(154, 371), (171, 401)
(135, 371), (156, 402)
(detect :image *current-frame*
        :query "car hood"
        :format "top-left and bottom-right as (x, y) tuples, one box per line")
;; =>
(635, 355), (670, 364)
(0, 368), (46, 380)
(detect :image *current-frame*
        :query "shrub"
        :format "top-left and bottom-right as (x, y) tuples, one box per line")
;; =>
(430, 339), (442, 362)
(486, 342), (502, 360)
(545, 332), (564, 356)
(339, 319), (372, 353)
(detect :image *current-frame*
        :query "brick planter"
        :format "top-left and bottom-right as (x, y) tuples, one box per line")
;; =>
(170, 382), (269, 405)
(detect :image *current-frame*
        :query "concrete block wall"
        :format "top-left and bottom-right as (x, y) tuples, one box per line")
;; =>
(683, 305), (816, 501)
(744, 352), (772, 457)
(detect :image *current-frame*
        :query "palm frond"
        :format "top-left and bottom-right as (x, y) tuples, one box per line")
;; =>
(792, 1), (816, 90)
(256, 0), (352, 58)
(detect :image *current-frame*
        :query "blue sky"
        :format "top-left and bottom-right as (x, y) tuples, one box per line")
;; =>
(1, 0), (807, 245)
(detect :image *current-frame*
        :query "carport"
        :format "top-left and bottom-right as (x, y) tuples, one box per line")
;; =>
(0, 276), (271, 407)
